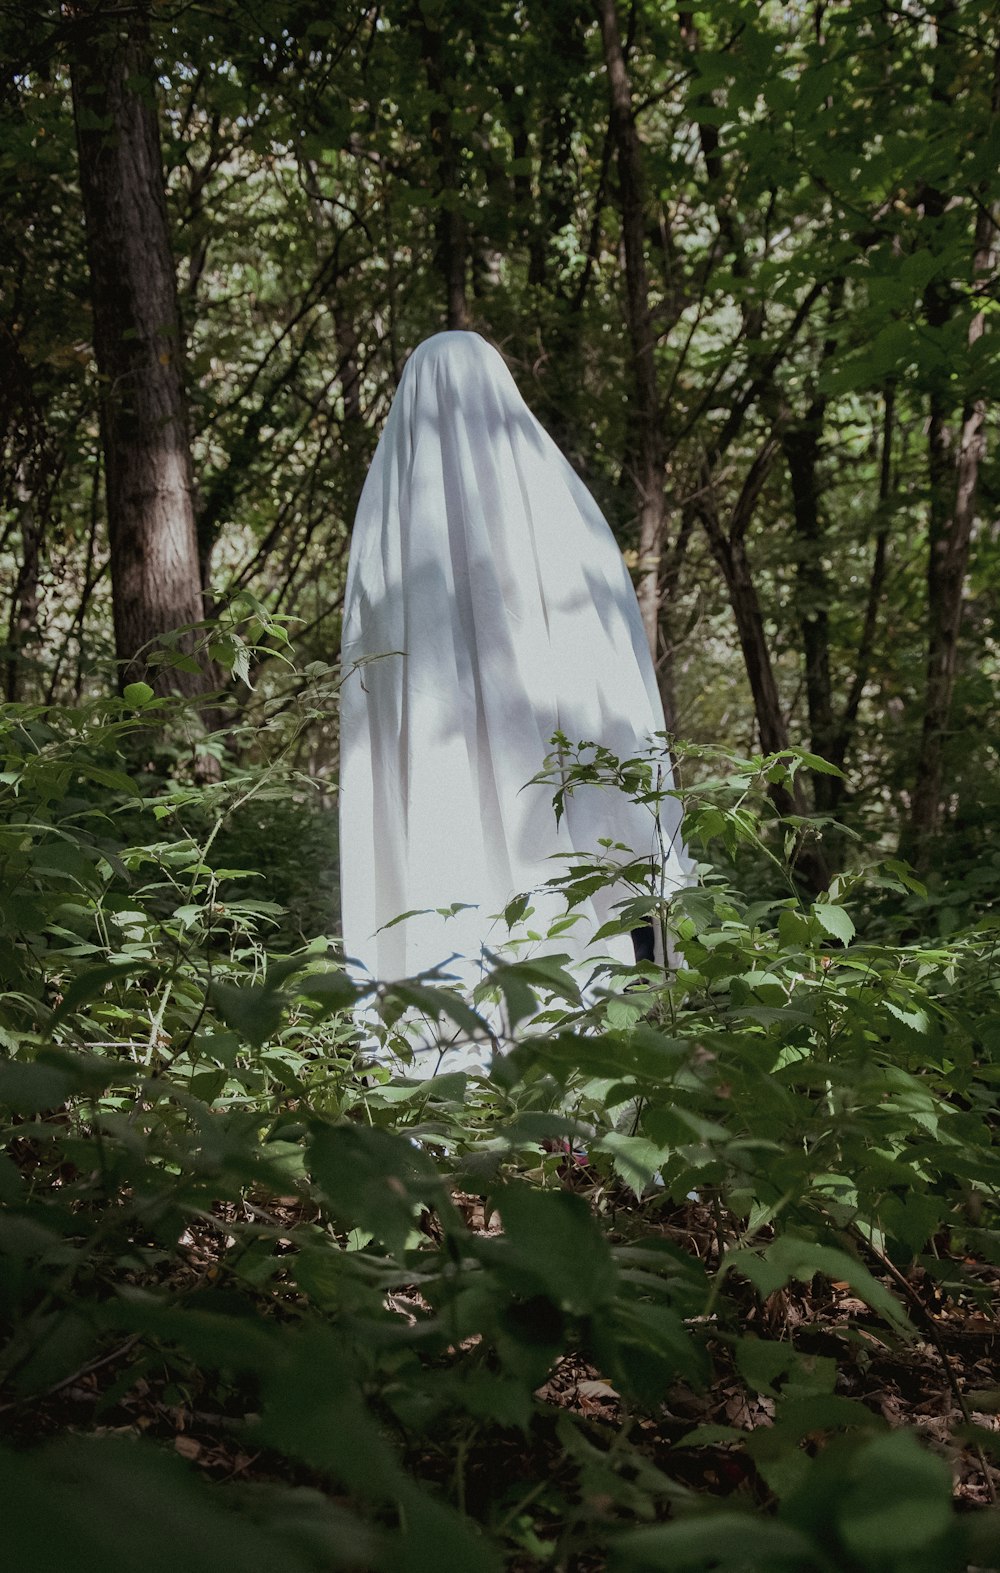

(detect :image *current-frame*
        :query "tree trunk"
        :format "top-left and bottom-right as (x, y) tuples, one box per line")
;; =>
(782, 418), (837, 808)
(693, 445), (834, 890)
(68, 0), (207, 698)
(418, 10), (469, 331)
(595, 0), (666, 670)
(909, 8), (998, 849)
(771, 275), (844, 810)
(4, 481), (42, 702)
(830, 385), (894, 799)
(910, 364), (989, 844)
(697, 494), (792, 762)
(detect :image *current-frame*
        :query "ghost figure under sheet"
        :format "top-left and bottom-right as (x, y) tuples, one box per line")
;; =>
(339, 330), (690, 1074)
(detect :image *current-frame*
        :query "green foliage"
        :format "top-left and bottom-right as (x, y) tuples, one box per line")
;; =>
(3, 0), (999, 1554)
(2, 695), (999, 1567)
(4, 0), (1000, 876)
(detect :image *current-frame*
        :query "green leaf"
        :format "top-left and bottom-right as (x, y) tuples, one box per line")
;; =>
(391, 1480), (504, 1573)
(0, 1059), (75, 1113)
(591, 1131), (667, 1197)
(793, 751), (844, 778)
(122, 682), (155, 708)
(723, 1237), (913, 1335)
(210, 979), (286, 1046)
(836, 1431), (954, 1558)
(110, 1297), (278, 1371)
(503, 894), (530, 929)
(484, 1184), (617, 1316)
(735, 1338), (836, 1400)
(612, 1298), (708, 1395)
(813, 903), (855, 946)
(309, 1124), (441, 1257)
(297, 970), (363, 1014)
(49, 960), (148, 1031)
(0, 1435), (369, 1573)
(260, 1327), (402, 1497)
(77, 764), (139, 796)
(610, 1512), (820, 1570)
(776, 1395), (886, 1437)
(380, 980), (489, 1039)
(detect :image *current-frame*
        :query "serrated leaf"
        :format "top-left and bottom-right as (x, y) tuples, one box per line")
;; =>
(297, 970), (363, 1014)
(380, 980), (490, 1038)
(591, 1131), (667, 1197)
(78, 765), (139, 796)
(813, 902), (855, 946)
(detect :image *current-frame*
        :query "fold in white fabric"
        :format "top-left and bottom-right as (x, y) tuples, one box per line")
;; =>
(339, 331), (689, 1034)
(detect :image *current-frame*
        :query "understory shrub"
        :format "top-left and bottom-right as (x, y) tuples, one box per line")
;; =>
(1, 674), (999, 1571)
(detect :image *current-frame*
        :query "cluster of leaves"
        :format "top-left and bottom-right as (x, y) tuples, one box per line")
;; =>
(2, 692), (1000, 1570)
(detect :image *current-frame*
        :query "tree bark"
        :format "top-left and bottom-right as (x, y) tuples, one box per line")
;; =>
(910, 349), (989, 844)
(909, 7), (998, 849)
(4, 482), (42, 702)
(418, 8), (469, 331)
(595, 0), (666, 671)
(695, 475), (793, 763)
(694, 466), (830, 892)
(783, 419), (835, 803)
(68, 0), (208, 697)
(773, 276), (844, 809)
(830, 385), (894, 798)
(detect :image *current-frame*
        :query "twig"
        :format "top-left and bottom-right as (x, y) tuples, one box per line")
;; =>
(856, 1229), (997, 1503)
(0, 1334), (141, 1414)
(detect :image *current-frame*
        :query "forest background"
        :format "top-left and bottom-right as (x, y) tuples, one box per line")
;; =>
(1, 1), (1000, 1570)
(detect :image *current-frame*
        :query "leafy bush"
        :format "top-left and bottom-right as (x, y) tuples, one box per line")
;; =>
(2, 684), (999, 1570)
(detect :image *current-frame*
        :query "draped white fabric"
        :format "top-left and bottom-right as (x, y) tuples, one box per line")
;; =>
(339, 330), (689, 1033)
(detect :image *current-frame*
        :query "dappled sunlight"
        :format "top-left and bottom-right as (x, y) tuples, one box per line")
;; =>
(340, 332), (690, 997)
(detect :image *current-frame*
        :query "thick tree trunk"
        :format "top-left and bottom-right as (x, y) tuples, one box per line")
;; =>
(595, 0), (666, 670)
(68, 0), (207, 697)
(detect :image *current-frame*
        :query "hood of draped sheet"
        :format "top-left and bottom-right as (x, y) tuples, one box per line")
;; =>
(339, 329), (691, 1002)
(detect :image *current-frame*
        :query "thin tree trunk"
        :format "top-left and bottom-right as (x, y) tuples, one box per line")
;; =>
(783, 419), (835, 804)
(68, 0), (208, 698)
(595, 0), (666, 669)
(776, 277), (844, 808)
(696, 490), (793, 763)
(4, 480), (42, 702)
(909, 10), (998, 848)
(418, 10), (469, 331)
(910, 357), (989, 844)
(830, 385), (894, 797)
(332, 299), (363, 424)
(692, 452), (831, 893)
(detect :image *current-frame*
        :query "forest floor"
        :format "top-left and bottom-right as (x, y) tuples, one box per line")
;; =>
(14, 1170), (999, 1554)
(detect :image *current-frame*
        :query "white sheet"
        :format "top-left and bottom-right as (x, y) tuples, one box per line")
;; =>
(339, 331), (689, 1061)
